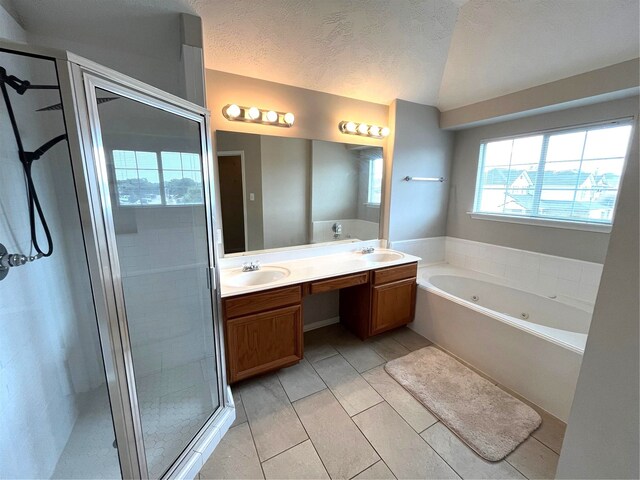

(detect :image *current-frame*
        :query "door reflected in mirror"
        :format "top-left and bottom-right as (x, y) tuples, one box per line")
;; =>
(216, 131), (383, 255)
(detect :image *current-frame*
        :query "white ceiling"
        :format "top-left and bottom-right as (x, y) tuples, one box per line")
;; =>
(438, 0), (640, 110)
(7, 0), (640, 110)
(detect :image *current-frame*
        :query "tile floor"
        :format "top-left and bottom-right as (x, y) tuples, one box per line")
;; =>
(199, 324), (565, 480)
(53, 358), (217, 479)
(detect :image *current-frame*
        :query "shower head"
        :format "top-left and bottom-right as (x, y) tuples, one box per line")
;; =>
(37, 96), (118, 112)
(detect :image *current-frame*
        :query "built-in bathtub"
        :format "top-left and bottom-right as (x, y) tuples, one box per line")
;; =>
(412, 263), (592, 421)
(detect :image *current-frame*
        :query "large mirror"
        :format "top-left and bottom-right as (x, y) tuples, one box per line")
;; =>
(216, 131), (383, 255)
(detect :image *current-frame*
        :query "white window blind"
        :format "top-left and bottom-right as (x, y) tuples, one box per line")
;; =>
(473, 121), (633, 225)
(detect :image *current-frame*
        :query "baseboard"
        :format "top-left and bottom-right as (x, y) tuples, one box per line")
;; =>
(303, 316), (340, 332)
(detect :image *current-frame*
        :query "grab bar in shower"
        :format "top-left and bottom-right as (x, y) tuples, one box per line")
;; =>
(402, 176), (446, 182)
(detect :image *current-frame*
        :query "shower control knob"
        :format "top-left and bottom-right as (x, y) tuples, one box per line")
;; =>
(9, 254), (27, 266)
(0, 244), (39, 281)
(0, 250), (28, 268)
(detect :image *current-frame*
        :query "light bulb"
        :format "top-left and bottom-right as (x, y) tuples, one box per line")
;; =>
(284, 112), (295, 126)
(247, 107), (260, 120)
(380, 127), (390, 137)
(369, 126), (380, 137)
(345, 121), (357, 133)
(225, 104), (241, 119)
(357, 123), (369, 135)
(266, 110), (278, 123)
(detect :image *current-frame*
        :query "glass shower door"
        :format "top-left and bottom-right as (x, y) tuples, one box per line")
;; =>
(85, 81), (220, 478)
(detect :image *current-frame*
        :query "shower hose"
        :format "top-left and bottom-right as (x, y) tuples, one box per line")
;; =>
(1, 66), (68, 258)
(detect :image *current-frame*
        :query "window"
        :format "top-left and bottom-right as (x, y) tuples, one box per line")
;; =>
(473, 121), (632, 225)
(113, 150), (203, 206)
(367, 157), (383, 204)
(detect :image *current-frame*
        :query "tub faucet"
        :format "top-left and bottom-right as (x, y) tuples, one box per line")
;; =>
(242, 261), (260, 272)
(360, 246), (375, 254)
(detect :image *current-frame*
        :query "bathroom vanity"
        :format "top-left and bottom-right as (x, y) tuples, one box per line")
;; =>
(214, 132), (415, 383)
(220, 250), (419, 383)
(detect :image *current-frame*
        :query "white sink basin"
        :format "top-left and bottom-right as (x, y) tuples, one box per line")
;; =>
(360, 251), (405, 263)
(224, 266), (290, 287)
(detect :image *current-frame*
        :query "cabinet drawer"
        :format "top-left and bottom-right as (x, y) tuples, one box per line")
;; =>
(226, 305), (303, 383)
(223, 285), (301, 319)
(373, 262), (417, 285)
(309, 271), (369, 294)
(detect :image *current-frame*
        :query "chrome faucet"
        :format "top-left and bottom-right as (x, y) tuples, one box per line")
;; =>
(360, 246), (375, 254)
(242, 261), (260, 272)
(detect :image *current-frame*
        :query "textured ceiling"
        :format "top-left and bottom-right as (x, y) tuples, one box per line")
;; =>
(191, 0), (460, 106)
(438, 0), (640, 110)
(7, 0), (640, 110)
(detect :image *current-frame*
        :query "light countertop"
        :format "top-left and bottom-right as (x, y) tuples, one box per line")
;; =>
(220, 248), (421, 298)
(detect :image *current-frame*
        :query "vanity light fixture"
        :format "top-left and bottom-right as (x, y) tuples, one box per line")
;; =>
(339, 120), (389, 139)
(247, 106), (261, 120)
(266, 110), (278, 123)
(225, 103), (241, 119)
(283, 112), (295, 126)
(357, 123), (369, 135)
(223, 104), (295, 128)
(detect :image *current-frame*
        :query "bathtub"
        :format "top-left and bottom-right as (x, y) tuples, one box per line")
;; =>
(412, 264), (591, 421)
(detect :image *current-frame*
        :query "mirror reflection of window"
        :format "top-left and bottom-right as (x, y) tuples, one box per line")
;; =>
(367, 157), (383, 205)
(112, 149), (203, 206)
(161, 152), (203, 205)
(113, 150), (161, 205)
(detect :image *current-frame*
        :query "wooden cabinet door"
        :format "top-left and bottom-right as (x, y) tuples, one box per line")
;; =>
(371, 278), (416, 336)
(226, 305), (302, 383)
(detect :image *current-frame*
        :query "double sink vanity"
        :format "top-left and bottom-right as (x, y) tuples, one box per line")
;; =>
(219, 248), (420, 383)
(214, 131), (417, 383)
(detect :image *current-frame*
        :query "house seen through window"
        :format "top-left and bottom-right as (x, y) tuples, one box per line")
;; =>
(473, 121), (632, 224)
(113, 150), (203, 206)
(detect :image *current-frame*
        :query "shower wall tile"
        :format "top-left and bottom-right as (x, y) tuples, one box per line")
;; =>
(445, 237), (603, 305)
(116, 206), (212, 377)
(1, 56), (109, 477)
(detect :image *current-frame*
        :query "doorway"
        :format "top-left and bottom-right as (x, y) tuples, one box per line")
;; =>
(217, 151), (247, 253)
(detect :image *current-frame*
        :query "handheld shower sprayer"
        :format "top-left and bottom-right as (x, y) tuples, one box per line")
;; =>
(0, 66), (68, 280)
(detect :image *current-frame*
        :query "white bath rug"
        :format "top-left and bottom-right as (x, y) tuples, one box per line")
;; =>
(385, 346), (541, 462)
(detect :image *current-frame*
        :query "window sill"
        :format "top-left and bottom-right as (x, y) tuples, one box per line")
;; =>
(467, 212), (612, 233)
(364, 203), (381, 208)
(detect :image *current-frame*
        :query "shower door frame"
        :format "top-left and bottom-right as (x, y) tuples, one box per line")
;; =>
(56, 48), (232, 478)
(62, 54), (230, 479)
(62, 56), (229, 478)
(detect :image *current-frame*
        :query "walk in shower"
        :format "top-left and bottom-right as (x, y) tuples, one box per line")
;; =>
(0, 42), (230, 479)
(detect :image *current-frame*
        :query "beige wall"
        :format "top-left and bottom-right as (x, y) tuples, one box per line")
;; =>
(206, 70), (388, 146)
(311, 140), (359, 221)
(440, 59), (640, 129)
(260, 136), (310, 249)
(387, 100), (454, 241)
(446, 96), (638, 263)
